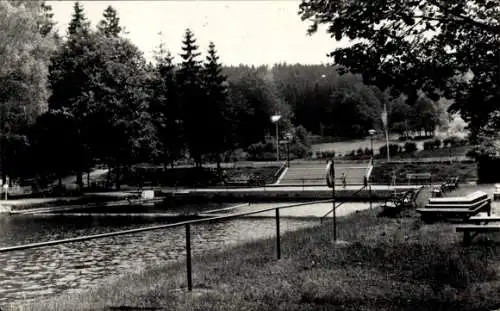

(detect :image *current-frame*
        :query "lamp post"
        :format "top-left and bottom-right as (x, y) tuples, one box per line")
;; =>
(368, 129), (376, 163)
(368, 129), (376, 210)
(271, 114), (282, 162)
(285, 132), (293, 167)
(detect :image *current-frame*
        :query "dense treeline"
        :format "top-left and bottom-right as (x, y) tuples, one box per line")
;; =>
(0, 1), (447, 189)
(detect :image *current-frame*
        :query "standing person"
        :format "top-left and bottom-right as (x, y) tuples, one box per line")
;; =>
(341, 172), (347, 189)
(325, 160), (333, 187)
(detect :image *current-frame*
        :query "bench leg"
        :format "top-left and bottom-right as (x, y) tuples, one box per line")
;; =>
(463, 231), (472, 246)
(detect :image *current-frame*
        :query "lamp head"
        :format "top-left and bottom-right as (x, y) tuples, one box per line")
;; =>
(271, 115), (282, 123)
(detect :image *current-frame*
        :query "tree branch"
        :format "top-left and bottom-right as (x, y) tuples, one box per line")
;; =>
(427, 0), (500, 34)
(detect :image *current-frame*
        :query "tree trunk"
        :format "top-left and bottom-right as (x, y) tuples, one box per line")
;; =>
(216, 154), (222, 181)
(115, 164), (121, 191)
(106, 162), (111, 189)
(76, 171), (83, 191)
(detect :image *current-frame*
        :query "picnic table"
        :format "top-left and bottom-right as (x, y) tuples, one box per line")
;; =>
(417, 191), (491, 223)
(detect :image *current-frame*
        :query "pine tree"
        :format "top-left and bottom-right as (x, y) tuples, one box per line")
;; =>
(202, 41), (229, 172)
(49, 1), (94, 189)
(67, 2), (89, 38)
(151, 44), (183, 168)
(97, 6), (122, 37)
(177, 28), (206, 167)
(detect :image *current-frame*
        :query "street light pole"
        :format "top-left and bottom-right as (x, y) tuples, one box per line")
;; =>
(271, 115), (282, 163)
(276, 121), (279, 162)
(370, 136), (374, 158)
(285, 132), (292, 168)
(368, 129), (376, 165)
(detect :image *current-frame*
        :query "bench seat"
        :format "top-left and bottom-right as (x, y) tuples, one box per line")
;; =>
(425, 198), (490, 210)
(418, 207), (484, 213)
(456, 224), (500, 232)
(467, 215), (500, 224)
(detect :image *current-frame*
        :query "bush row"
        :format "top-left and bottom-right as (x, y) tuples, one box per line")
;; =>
(422, 138), (468, 150)
(313, 136), (470, 161)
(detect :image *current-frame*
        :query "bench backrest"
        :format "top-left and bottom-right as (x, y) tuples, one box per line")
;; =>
(407, 173), (431, 179)
(406, 173), (431, 185)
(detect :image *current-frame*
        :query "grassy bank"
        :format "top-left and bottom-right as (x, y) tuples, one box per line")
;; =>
(371, 161), (477, 184)
(8, 192), (500, 311)
(105, 165), (283, 188)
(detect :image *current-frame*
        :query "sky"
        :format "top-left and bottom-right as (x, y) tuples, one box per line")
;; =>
(48, 0), (349, 66)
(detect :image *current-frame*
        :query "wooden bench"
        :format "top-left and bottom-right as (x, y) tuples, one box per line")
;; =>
(384, 186), (424, 210)
(406, 173), (431, 185)
(456, 224), (500, 245)
(441, 176), (459, 192)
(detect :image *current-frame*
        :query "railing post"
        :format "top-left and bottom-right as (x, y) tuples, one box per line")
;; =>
(185, 223), (193, 291)
(369, 183), (372, 210)
(276, 208), (281, 259)
(331, 158), (336, 242)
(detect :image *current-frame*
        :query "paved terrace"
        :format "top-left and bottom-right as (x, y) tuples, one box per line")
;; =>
(161, 184), (421, 193)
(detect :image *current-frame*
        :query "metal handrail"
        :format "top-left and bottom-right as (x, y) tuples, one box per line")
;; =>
(319, 185), (367, 222)
(0, 198), (341, 292)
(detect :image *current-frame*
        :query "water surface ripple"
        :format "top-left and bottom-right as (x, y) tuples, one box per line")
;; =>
(0, 210), (318, 304)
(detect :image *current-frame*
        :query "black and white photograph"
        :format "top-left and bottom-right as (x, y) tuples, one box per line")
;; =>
(0, 0), (499, 310)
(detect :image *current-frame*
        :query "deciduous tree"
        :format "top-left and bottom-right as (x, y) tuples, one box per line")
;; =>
(298, 0), (500, 139)
(0, 0), (56, 183)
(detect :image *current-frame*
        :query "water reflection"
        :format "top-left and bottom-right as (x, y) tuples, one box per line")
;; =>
(0, 209), (318, 304)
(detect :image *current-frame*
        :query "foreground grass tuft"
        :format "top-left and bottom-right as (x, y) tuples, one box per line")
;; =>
(7, 203), (500, 311)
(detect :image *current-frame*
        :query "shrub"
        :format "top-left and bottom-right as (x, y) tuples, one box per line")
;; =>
(246, 141), (275, 161)
(404, 142), (417, 153)
(289, 142), (310, 159)
(226, 148), (248, 161)
(432, 139), (442, 149)
(316, 151), (335, 159)
(423, 141), (434, 150)
(378, 144), (402, 157)
(378, 145), (386, 157)
(390, 144), (402, 155)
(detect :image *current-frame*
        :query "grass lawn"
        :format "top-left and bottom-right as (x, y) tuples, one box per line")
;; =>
(311, 138), (397, 155)
(10, 190), (500, 311)
(371, 161), (477, 184)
